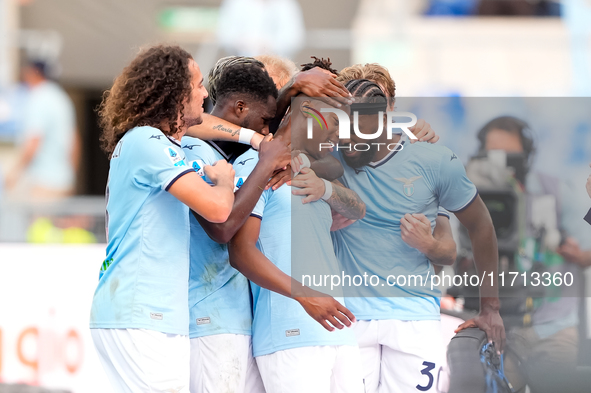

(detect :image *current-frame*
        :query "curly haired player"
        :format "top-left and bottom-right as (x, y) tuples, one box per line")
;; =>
(90, 45), (236, 393)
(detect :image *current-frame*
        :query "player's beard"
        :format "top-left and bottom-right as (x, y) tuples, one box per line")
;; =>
(342, 148), (376, 169)
(184, 115), (203, 128)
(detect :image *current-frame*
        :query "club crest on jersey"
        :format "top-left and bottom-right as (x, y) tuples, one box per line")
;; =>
(394, 176), (422, 197)
(165, 147), (186, 167)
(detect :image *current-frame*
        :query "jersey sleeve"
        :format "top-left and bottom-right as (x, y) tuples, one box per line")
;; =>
(250, 189), (270, 220)
(132, 130), (194, 191)
(437, 206), (451, 219)
(182, 138), (218, 178)
(436, 150), (478, 213)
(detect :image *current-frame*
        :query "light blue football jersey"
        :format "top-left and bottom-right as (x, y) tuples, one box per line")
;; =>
(332, 141), (477, 321)
(182, 136), (253, 338)
(234, 149), (357, 357)
(90, 126), (194, 335)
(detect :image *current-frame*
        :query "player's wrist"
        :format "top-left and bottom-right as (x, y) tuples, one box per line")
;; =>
(238, 128), (257, 147)
(321, 179), (333, 201)
(420, 236), (437, 257)
(291, 73), (304, 94)
(215, 175), (235, 190)
(293, 285), (316, 301)
(299, 153), (311, 170)
(480, 297), (501, 313)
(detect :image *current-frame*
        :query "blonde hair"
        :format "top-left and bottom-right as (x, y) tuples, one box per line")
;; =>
(255, 55), (298, 89)
(338, 63), (396, 107)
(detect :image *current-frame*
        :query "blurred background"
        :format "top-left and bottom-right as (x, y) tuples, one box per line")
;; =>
(0, 0), (590, 392)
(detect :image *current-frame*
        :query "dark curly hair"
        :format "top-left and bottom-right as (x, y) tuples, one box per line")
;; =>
(98, 45), (193, 156)
(208, 56), (265, 104)
(215, 63), (278, 106)
(300, 56), (339, 75)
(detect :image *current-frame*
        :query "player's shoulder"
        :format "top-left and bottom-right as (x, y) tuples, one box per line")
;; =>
(404, 141), (457, 164)
(233, 148), (259, 178)
(234, 148), (259, 167)
(125, 125), (168, 144)
(181, 136), (215, 157)
(119, 126), (182, 162)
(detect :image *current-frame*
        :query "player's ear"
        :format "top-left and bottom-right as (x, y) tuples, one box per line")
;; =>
(234, 100), (248, 118)
(299, 100), (313, 118)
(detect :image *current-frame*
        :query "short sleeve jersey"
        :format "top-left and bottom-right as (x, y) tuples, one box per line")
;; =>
(182, 136), (252, 338)
(90, 126), (194, 335)
(332, 142), (477, 321)
(236, 149), (357, 357)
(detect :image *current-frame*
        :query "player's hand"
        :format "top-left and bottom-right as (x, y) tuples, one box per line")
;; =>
(455, 309), (505, 354)
(258, 134), (291, 172)
(250, 132), (266, 150)
(295, 289), (356, 332)
(331, 210), (357, 231)
(204, 160), (235, 190)
(266, 166), (291, 191)
(293, 67), (353, 109)
(400, 213), (435, 254)
(558, 237), (586, 266)
(409, 119), (439, 144)
(291, 149), (303, 174)
(291, 167), (326, 203)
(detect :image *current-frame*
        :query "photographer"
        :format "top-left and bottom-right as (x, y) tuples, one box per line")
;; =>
(470, 116), (590, 393)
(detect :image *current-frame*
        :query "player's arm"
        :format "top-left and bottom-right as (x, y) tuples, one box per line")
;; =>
(271, 68), (352, 133)
(291, 150), (344, 182)
(291, 168), (365, 220)
(194, 135), (291, 244)
(168, 161), (235, 223)
(400, 213), (456, 266)
(311, 155), (344, 181)
(185, 113), (265, 149)
(229, 217), (356, 331)
(453, 196), (505, 353)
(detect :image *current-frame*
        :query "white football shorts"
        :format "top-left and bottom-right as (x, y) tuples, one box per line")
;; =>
(354, 319), (446, 393)
(91, 328), (190, 393)
(256, 344), (364, 393)
(190, 333), (264, 393)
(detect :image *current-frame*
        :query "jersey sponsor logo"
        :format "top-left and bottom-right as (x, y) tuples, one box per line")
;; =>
(354, 168), (366, 175)
(236, 157), (254, 166)
(165, 147), (186, 167)
(182, 144), (200, 150)
(196, 317), (211, 325)
(149, 134), (163, 140)
(394, 176), (423, 197)
(285, 328), (300, 337)
(150, 312), (163, 320)
(450, 153), (458, 161)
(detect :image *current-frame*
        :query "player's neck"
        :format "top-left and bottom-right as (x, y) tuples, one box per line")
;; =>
(209, 106), (225, 119)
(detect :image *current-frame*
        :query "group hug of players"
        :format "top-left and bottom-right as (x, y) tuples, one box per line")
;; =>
(89, 45), (505, 393)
